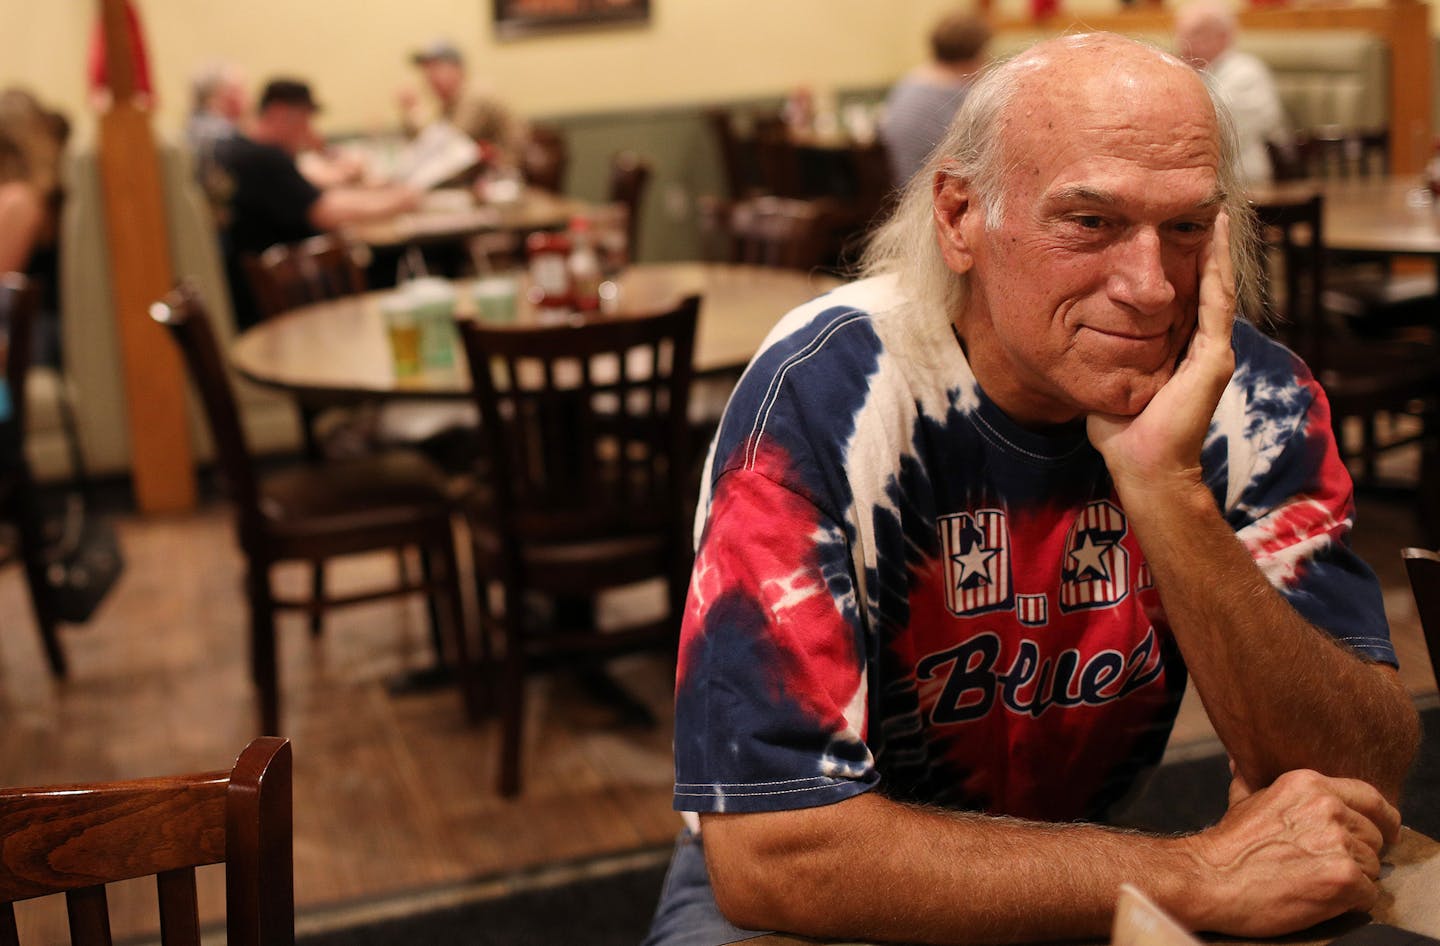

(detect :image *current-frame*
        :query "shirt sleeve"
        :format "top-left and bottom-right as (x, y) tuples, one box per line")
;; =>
(1213, 349), (1395, 665)
(672, 466), (878, 814)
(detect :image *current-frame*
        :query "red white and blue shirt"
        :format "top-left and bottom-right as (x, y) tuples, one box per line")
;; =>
(673, 275), (1393, 822)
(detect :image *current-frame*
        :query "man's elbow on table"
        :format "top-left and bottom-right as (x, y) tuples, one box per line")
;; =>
(702, 808), (839, 934)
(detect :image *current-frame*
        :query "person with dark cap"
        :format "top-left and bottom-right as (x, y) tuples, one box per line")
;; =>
(215, 77), (420, 329)
(398, 38), (526, 168)
(878, 9), (992, 187)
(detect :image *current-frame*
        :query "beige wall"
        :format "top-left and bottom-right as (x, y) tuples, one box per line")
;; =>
(0, 0), (970, 139)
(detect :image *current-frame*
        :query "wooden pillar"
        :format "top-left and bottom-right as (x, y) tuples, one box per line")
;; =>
(95, 0), (196, 513)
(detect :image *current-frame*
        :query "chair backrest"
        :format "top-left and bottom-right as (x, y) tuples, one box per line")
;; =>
(1402, 548), (1440, 690)
(0, 737), (293, 946)
(1250, 193), (1327, 369)
(704, 108), (751, 200)
(149, 283), (262, 531)
(242, 233), (367, 321)
(520, 124), (568, 194)
(727, 196), (836, 271)
(0, 273), (39, 436)
(607, 151), (652, 262)
(751, 113), (803, 198)
(1271, 128), (1390, 182)
(459, 297), (699, 548)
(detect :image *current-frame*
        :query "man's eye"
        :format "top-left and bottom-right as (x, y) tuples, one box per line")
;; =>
(1074, 215), (1105, 229)
(1172, 220), (1211, 235)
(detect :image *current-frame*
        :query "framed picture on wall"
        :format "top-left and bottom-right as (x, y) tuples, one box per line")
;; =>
(493, 0), (650, 38)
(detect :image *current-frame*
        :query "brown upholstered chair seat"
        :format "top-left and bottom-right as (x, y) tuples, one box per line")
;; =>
(258, 450), (452, 530)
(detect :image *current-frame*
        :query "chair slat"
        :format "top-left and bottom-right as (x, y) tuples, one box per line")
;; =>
(0, 903), (18, 946)
(157, 867), (201, 946)
(64, 886), (113, 946)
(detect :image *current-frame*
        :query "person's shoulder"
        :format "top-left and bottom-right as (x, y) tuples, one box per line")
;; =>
(1228, 319), (1319, 416)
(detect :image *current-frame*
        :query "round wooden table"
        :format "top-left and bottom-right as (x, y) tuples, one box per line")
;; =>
(343, 187), (598, 251)
(230, 262), (844, 401)
(1255, 177), (1440, 259)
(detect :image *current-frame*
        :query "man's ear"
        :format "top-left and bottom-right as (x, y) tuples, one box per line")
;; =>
(933, 172), (979, 275)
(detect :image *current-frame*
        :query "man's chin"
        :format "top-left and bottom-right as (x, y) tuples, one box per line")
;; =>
(1081, 370), (1172, 418)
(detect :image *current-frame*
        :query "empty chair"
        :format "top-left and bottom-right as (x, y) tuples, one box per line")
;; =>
(725, 195), (840, 271)
(607, 150), (652, 263)
(1252, 194), (1440, 492)
(0, 737), (294, 946)
(241, 233), (373, 463)
(459, 297), (699, 796)
(0, 272), (66, 677)
(520, 124), (568, 194)
(1402, 548), (1440, 689)
(151, 283), (481, 735)
(241, 233), (367, 322)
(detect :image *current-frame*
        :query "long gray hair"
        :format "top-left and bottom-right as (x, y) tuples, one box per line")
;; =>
(861, 33), (1260, 324)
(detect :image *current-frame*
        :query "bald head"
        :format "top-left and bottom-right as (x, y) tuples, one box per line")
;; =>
(1175, 1), (1237, 69)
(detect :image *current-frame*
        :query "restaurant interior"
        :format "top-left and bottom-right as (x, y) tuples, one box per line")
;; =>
(1, 0), (1440, 943)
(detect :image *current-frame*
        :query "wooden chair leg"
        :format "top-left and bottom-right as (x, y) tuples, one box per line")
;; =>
(246, 564), (280, 736)
(308, 560), (324, 638)
(15, 493), (66, 678)
(436, 530), (485, 721)
(498, 586), (527, 797)
(418, 546), (447, 666)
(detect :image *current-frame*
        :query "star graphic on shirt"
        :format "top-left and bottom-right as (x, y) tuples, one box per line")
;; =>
(951, 543), (996, 589)
(1068, 532), (1114, 580)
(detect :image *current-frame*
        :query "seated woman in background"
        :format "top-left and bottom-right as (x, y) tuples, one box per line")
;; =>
(0, 87), (69, 366)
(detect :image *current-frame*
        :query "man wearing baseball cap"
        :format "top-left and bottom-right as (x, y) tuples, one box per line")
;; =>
(214, 77), (420, 328)
(398, 37), (526, 168)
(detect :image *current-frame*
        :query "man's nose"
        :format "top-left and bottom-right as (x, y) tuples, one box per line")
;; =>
(1108, 227), (1176, 313)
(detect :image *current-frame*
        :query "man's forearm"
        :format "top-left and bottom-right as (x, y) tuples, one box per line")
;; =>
(703, 776), (1393, 945)
(703, 794), (1200, 945)
(1117, 474), (1418, 798)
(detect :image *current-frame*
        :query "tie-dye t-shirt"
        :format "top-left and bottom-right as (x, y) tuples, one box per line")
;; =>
(673, 275), (1393, 822)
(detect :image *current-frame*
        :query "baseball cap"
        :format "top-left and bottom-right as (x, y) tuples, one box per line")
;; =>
(258, 78), (321, 112)
(411, 38), (463, 66)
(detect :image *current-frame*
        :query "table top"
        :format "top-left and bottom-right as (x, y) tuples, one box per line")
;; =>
(230, 262), (843, 402)
(1252, 177), (1440, 258)
(737, 826), (1440, 946)
(342, 187), (595, 250)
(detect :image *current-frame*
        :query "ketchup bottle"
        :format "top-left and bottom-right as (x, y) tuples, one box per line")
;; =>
(526, 230), (572, 313)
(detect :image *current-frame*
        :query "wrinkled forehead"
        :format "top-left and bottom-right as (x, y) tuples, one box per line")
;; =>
(1001, 35), (1219, 159)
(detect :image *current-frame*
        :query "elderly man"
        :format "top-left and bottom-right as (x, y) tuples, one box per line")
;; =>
(1176, 1), (1289, 185)
(215, 78), (419, 328)
(643, 33), (1418, 946)
(399, 38), (526, 169)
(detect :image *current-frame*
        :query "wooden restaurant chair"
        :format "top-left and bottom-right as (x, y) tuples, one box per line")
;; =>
(607, 150), (652, 263)
(0, 272), (67, 678)
(725, 195), (841, 272)
(1401, 548), (1440, 689)
(458, 296), (699, 796)
(150, 283), (482, 736)
(520, 124), (569, 194)
(1251, 194), (1440, 497)
(0, 736), (293, 946)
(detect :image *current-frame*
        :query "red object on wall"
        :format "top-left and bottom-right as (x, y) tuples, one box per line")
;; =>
(1031, 0), (1059, 20)
(88, 0), (154, 105)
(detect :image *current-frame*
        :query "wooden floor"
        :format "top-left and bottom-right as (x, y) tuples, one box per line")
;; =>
(0, 472), (1435, 942)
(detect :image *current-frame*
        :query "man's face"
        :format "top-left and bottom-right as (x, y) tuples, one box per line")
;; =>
(938, 49), (1223, 427)
(1176, 17), (1229, 69)
(270, 104), (317, 156)
(420, 60), (464, 101)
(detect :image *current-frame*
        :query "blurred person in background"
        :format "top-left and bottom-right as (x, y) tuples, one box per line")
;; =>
(215, 78), (419, 328)
(1175, 0), (1289, 185)
(878, 9), (991, 188)
(0, 88), (69, 365)
(398, 38), (527, 170)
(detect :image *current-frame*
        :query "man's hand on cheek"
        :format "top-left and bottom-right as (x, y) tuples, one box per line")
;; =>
(1086, 211), (1236, 499)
